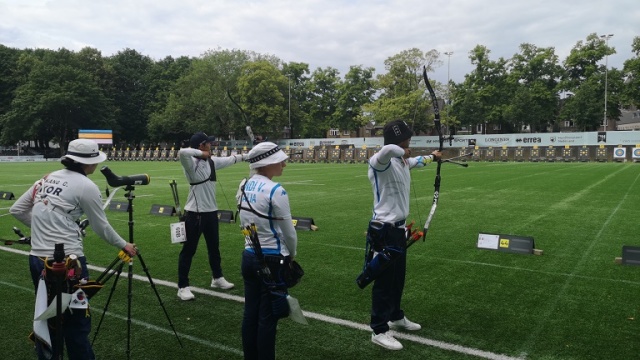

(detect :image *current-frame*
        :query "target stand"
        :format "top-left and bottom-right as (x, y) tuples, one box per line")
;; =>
(477, 233), (543, 255)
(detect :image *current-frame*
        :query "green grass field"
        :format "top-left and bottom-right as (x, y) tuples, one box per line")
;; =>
(1, 160), (639, 360)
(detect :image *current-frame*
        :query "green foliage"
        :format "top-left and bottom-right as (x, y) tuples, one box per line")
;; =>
(303, 67), (341, 138)
(559, 76), (604, 131)
(238, 60), (288, 139)
(366, 48), (441, 133)
(282, 62), (311, 139)
(622, 36), (640, 107)
(148, 49), (252, 142)
(2, 36), (640, 147)
(334, 65), (376, 131)
(0, 48), (114, 151)
(0, 45), (22, 116)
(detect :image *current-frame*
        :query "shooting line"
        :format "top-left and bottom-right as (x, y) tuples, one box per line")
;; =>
(0, 245), (521, 360)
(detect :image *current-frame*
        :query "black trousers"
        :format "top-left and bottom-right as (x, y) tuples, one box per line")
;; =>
(178, 210), (222, 288)
(370, 226), (407, 334)
(241, 250), (286, 360)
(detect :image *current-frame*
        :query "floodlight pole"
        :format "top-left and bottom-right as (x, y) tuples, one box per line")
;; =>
(286, 73), (292, 139)
(600, 34), (613, 131)
(444, 51), (453, 101)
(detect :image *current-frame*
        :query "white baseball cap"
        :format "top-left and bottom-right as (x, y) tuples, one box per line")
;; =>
(62, 139), (107, 165)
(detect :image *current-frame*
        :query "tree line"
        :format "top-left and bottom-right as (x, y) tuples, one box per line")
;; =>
(0, 33), (638, 154)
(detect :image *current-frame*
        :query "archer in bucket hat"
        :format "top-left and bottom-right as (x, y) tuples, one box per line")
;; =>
(62, 138), (107, 164)
(236, 141), (297, 359)
(363, 119), (441, 351)
(9, 138), (137, 359)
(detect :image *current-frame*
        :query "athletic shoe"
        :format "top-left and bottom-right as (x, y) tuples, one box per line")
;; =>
(177, 287), (195, 301)
(388, 316), (421, 331)
(371, 332), (403, 350)
(211, 277), (234, 290)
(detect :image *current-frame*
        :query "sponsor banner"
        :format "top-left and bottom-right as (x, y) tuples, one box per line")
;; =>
(275, 132), (640, 149)
(0, 156), (50, 162)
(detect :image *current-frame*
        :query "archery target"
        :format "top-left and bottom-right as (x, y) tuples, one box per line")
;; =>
(633, 148), (640, 159)
(614, 148), (626, 159)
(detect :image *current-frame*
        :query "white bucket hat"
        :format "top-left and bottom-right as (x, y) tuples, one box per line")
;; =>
(248, 142), (288, 169)
(62, 139), (107, 165)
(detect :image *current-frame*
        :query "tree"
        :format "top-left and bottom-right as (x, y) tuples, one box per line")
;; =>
(282, 62), (311, 139)
(365, 48), (441, 134)
(503, 44), (562, 132)
(450, 45), (509, 133)
(107, 49), (156, 145)
(334, 65), (376, 131)
(559, 33), (621, 129)
(147, 55), (193, 115)
(238, 60), (288, 140)
(0, 45), (22, 117)
(622, 36), (640, 107)
(148, 49), (256, 143)
(1, 48), (114, 153)
(302, 67), (341, 138)
(0, 45), (23, 145)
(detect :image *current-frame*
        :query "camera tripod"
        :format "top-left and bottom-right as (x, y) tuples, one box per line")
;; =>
(92, 184), (182, 359)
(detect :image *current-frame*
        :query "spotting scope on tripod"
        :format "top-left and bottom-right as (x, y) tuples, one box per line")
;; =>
(93, 167), (182, 359)
(100, 166), (150, 187)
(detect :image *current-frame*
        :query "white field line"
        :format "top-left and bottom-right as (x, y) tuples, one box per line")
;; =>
(312, 242), (640, 286)
(519, 169), (640, 353)
(0, 279), (244, 358)
(511, 165), (630, 233)
(0, 245), (522, 360)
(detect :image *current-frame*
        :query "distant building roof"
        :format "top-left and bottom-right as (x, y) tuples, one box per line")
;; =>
(617, 108), (640, 131)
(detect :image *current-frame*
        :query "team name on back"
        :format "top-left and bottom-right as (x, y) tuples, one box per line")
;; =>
(40, 178), (68, 197)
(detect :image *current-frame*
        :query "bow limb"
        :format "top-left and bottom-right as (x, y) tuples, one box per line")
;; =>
(421, 66), (444, 242)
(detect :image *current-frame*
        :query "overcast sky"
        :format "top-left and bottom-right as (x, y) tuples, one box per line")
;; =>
(0, 0), (637, 85)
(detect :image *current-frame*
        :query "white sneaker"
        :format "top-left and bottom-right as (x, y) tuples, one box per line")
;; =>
(388, 316), (421, 331)
(177, 287), (195, 301)
(211, 277), (234, 290)
(371, 332), (403, 350)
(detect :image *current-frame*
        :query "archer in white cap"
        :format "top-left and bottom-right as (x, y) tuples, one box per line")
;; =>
(10, 138), (137, 359)
(176, 131), (248, 301)
(366, 120), (441, 351)
(236, 142), (297, 359)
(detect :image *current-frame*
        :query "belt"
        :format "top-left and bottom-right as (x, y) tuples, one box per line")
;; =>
(393, 219), (406, 228)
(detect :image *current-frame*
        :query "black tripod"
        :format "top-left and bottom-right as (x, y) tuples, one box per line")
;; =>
(92, 184), (182, 358)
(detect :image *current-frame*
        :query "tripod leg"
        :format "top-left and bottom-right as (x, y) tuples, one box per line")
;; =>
(136, 253), (184, 347)
(92, 261), (124, 346)
(127, 259), (133, 360)
(96, 256), (123, 284)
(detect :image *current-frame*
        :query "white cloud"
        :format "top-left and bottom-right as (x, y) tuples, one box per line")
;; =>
(0, 0), (636, 85)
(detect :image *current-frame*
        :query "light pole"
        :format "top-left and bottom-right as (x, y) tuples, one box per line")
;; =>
(444, 51), (453, 99)
(286, 73), (292, 138)
(444, 51), (453, 135)
(600, 34), (613, 131)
